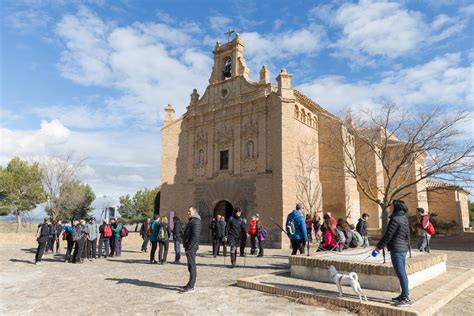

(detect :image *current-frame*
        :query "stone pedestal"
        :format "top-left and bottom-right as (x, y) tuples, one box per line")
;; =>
(289, 250), (447, 292)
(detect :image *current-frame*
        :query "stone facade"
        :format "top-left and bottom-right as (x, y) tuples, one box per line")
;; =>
(160, 34), (470, 248)
(427, 182), (471, 231)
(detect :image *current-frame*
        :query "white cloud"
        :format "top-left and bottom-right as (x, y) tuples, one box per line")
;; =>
(241, 24), (327, 77)
(329, 0), (467, 65)
(209, 16), (232, 31)
(0, 109), (22, 121)
(55, 7), (212, 125)
(298, 53), (473, 114)
(33, 105), (123, 129)
(6, 9), (51, 33)
(0, 119), (161, 198)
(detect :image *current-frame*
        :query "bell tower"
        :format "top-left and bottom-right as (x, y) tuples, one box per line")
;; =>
(208, 33), (250, 84)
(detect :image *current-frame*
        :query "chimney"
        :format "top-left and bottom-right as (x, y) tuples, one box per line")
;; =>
(276, 68), (293, 99)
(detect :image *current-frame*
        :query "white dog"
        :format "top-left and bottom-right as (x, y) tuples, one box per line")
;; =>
(328, 265), (367, 302)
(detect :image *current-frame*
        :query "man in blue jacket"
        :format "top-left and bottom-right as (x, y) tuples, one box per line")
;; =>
(286, 203), (308, 255)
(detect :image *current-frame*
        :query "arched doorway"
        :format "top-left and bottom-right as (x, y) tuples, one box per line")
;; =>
(214, 200), (233, 221)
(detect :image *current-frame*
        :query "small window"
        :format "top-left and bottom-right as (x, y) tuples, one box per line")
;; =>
(220, 150), (229, 170)
(294, 105), (299, 119)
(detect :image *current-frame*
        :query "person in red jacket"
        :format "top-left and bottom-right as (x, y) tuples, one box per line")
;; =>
(414, 208), (434, 252)
(247, 215), (257, 255)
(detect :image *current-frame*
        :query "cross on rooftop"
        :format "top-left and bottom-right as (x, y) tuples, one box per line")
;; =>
(225, 28), (235, 43)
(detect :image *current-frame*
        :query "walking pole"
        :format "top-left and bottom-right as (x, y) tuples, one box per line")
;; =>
(382, 247), (386, 264)
(223, 240), (226, 266)
(426, 234), (430, 253)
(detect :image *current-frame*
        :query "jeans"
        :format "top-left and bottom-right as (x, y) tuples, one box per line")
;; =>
(141, 237), (149, 251)
(391, 251), (409, 299)
(114, 237), (122, 256)
(65, 240), (74, 261)
(291, 239), (305, 255)
(362, 236), (369, 248)
(72, 239), (84, 263)
(257, 235), (264, 256)
(158, 240), (169, 263)
(185, 247), (197, 288)
(174, 240), (181, 262)
(88, 238), (97, 259)
(35, 241), (47, 263)
(150, 241), (158, 262)
(417, 233), (431, 252)
(250, 234), (257, 254)
(98, 238), (110, 257)
(228, 238), (238, 266)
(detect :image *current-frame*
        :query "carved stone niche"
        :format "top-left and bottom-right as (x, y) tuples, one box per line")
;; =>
(215, 125), (233, 149)
(242, 117), (258, 138)
(195, 128), (208, 147)
(194, 128), (207, 177)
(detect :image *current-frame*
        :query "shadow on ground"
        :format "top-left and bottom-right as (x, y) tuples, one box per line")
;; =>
(105, 278), (182, 291)
(9, 259), (35, 264)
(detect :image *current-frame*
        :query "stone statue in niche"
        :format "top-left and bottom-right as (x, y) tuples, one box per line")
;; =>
(246, 140), (255, 158)
(198, 149), (205, 165)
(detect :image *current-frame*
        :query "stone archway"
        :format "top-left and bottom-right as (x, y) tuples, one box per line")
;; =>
(214, 200), (233, 221)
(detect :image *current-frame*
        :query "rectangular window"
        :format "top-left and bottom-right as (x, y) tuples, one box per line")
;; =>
(220, 150), (229, 170)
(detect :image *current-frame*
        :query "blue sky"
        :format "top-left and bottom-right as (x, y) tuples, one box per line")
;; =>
(1, 0), (473, 209)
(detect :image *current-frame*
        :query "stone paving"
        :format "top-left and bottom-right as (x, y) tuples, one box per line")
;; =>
(0, 231), (472, 315)
(0, 233), (350, 315)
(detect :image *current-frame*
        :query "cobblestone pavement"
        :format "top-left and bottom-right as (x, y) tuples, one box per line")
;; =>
(0, 232), (472, 315)
(0, 233), (350, 315)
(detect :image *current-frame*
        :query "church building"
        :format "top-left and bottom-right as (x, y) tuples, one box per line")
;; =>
(159, 34), (471, 248)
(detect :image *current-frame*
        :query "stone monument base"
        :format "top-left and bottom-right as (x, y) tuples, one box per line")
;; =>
(289, 249), (446, 292)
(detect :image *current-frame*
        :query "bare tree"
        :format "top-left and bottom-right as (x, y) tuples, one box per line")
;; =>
(296, 139), (322, 217)
(330, 103), (473, 231)
(41, 153), (86, 220)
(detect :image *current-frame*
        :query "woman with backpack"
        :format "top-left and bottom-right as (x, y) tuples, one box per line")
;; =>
(336, 218), (353, 249)
(149, 215), (160, 264)
(98, 219), (112, 258)
(255, 214), (264, 257)
(320, 213), (337, 250)
(113, 220), (123, 257)
(158, 216), (170, 264)
(414, 208), (434, 252)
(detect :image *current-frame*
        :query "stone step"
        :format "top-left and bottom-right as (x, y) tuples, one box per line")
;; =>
(237, 267), (474, 316)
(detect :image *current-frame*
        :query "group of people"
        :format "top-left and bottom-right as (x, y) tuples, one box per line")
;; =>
(286, 203), (371, 255)
(139, 215), (183, 265)
(34, 199), (436, 302)
(137, 209), (201, 293)
(34, 217), (127, 265)
(209, 212), (265, 260)
(287, 200), (436, 307)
